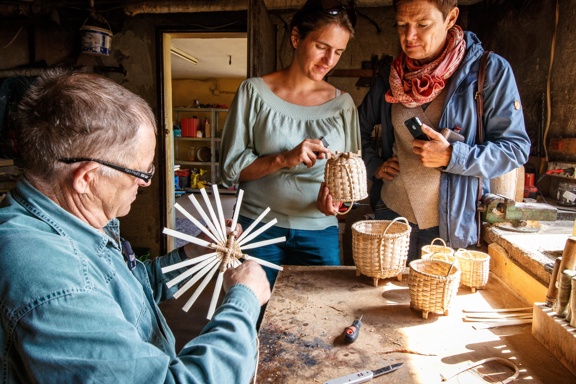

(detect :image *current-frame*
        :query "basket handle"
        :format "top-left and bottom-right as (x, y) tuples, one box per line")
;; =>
(429, 252), (450, 262)
(337, 203), (354, 215)
(383, 216), (410, 234)
(329, 157), (356, 216)
(440, 357), (519, 383)
(446, 261), (458, 277)
(455, 248), (473, 259)
(430, 237), (447, 247)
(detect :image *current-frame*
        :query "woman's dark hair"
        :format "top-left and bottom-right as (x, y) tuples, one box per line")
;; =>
(289, 0), (356, 44)
(393, 0), (458, 19)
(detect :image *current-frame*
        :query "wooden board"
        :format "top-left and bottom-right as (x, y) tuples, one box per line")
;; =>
(487, 243), (547, 306)
(257, 266), (574, 383)
(532, 303), (576, 377)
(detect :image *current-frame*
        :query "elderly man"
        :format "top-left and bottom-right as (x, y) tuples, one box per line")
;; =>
(0, 70), (270, 383)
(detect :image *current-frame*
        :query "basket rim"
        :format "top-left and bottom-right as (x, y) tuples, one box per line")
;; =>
(409, 259), (460, 279)
(455, 248), (490, 261)
(351, 219), (411, 236)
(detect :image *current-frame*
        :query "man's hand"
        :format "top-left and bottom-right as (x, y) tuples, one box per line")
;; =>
(412, 125), (452, 168)
(224, 260), (271, 306)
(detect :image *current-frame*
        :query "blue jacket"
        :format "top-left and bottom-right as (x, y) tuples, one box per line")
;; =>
(359, 31), (531, 248)
(0, 178), (261, 383)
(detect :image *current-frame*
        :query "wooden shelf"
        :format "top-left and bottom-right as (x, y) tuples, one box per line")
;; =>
(173, 108), (228, 188)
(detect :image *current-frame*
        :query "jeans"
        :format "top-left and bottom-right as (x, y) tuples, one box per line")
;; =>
(374, 204), (440, 264)
(238, 216), (340, 287)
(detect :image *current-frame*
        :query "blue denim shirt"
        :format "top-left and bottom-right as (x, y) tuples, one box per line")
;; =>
(0, 178), (261, 383)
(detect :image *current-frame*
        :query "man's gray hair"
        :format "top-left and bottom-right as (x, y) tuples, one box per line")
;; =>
(16, 69), (157, 182)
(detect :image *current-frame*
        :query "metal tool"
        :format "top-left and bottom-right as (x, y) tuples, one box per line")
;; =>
(344, 315), (362, 343)
(323, 362), (404, 384)
(478, 193), (557, 231)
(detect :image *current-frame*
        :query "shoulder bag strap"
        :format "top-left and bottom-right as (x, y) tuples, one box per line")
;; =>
(475, 50), (491, 247)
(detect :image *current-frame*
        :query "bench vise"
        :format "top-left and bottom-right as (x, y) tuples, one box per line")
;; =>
(478, 193), (558, 225)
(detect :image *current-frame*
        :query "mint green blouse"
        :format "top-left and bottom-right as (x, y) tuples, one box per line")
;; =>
(220, 77), (360, 230)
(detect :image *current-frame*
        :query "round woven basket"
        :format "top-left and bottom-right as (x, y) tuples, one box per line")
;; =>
(351, 217), (411, 286)
(408, 259), (461, 319)
(324, 151), (368, 213)
(454, 249), (490, 292)
(421, 237), (454, 258)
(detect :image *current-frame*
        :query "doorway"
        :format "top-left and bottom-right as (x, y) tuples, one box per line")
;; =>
(161, 32), (247, 252)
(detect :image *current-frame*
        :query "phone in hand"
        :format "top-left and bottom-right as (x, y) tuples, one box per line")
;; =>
(404, 116), (429, 141)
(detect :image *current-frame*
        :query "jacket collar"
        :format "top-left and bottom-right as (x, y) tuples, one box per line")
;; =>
(12, 177), (120, 254)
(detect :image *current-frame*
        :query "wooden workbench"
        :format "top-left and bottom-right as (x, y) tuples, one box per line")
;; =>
(257, 266), (575, 383)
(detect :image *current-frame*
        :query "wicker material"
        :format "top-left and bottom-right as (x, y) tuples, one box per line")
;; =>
(351, 217), (411, 286)
(421, 238), (458, 266)
(454, 249), (490, 292)
(408, 259), (461, 319)
(421, 237), (454, 258)
(324, 151), (368, 204)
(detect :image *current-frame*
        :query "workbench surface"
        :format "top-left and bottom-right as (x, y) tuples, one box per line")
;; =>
(257, 266), (575, 384)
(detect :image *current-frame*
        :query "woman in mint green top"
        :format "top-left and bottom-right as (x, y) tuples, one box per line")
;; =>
(220, 0), (360, 285)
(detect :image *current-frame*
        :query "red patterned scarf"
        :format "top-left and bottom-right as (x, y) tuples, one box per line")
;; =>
(386, 25), (466, 107)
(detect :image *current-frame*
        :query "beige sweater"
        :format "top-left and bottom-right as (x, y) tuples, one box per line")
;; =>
(380, 91), (446, 229)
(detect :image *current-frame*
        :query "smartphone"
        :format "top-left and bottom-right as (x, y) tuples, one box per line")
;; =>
(404, 117), (429, 140)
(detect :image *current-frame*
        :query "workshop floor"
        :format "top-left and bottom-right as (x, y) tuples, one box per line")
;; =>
(159, 192), (236, 351)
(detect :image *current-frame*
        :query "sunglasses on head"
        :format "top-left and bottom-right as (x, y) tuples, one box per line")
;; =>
(321, 0), (357, 28)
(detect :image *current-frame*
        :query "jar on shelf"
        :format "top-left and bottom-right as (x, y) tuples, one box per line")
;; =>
(187, 147), (196, 161)
(557, 181), (576, 206)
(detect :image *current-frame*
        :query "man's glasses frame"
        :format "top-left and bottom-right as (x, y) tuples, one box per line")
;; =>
(59, 157), (155, 182)
(321, 0), (357, 28)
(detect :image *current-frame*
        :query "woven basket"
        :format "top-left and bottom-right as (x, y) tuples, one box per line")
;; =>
(408, 259), (461, 319)
(421, 238), (454, 259)
(454, 249), (490, 292)
(324, 151), (368, 214)
(351, 217), (411, 286)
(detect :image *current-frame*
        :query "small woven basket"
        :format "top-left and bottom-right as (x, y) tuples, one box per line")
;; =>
(454, 249), (490, 292)
(351, 217), (411, 286)
(421, 238), (454, 259)
(324, 151), (368, 214)
(408, 259), (461, 319)
(421, 238), (458, 267)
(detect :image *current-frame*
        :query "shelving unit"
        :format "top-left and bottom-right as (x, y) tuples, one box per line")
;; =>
(173, 108), (233, 193)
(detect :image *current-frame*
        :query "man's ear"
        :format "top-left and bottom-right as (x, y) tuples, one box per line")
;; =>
(70, 162), (100, 194)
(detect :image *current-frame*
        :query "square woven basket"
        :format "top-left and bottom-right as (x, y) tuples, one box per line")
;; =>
(351, 217), (411, 287)
(408, 259), (461, 319)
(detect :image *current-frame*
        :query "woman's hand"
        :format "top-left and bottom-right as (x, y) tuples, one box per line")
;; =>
(316, 182), (340, 216)
(283, 138), (332, 169)
(239, 137), (331, 181)
(375, 156), (400, 181)
(412, 125), (452, 168)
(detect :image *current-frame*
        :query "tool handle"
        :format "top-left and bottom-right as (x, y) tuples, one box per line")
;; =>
(344, 319), (361, 343)
(546, 258), (561, 307)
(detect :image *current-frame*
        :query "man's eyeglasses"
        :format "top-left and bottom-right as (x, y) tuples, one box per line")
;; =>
(59, 158), (155, 183)
(321, 0), (357, 28)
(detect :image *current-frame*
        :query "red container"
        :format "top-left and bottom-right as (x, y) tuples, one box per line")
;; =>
(524, 173), (538, 198)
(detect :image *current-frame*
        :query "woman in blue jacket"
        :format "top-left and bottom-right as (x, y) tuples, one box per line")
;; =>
(359, 0), (530, 261)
